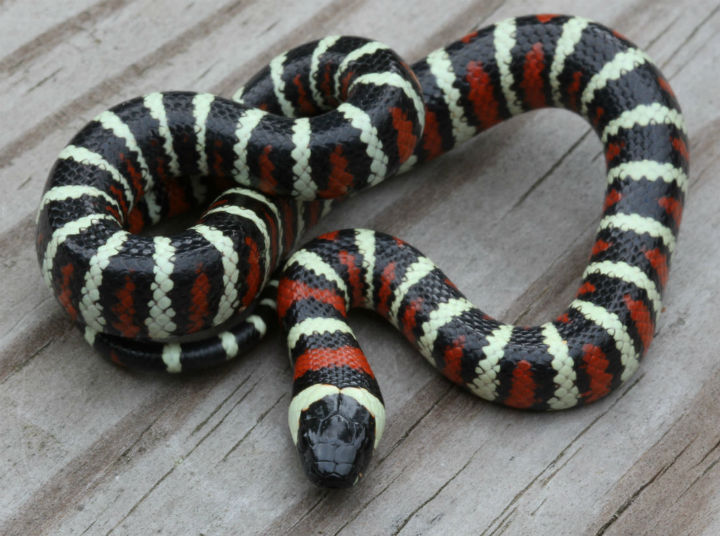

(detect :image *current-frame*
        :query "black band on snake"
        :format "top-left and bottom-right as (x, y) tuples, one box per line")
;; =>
(36, 15), (688, 488)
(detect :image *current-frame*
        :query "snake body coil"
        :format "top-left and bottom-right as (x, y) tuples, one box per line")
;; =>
(36, 15), (688, 487)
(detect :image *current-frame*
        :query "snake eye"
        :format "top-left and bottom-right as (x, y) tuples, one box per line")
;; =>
(296, 393), (376, 488)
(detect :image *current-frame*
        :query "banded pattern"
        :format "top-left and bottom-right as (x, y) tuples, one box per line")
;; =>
(37, 37), (424, 370)
(274, 16), (687, 487)
(35, 15), (687, 487)
(280, 206), (683, 482)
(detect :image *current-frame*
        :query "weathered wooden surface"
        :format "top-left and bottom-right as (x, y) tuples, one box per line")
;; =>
(1, 0), (719, 534)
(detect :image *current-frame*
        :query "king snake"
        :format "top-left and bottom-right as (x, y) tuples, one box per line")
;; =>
(36, 15), (688, 488)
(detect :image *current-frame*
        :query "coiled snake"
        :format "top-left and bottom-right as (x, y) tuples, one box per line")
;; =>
(36, 15), (688, 487)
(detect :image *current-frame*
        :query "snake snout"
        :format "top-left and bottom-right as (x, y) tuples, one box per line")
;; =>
(296, 393), (376, 488)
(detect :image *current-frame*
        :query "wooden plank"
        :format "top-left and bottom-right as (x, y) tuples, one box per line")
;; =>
(1, 0), (719, 534)
(0, 0), (105, 62)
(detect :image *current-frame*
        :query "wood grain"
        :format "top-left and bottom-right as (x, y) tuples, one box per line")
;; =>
(2, 0), (719, 534)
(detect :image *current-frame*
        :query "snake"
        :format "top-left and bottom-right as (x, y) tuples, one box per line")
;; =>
(36, 15), (688, 488)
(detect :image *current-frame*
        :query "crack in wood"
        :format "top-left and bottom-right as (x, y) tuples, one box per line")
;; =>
(645, 13), (684, 52)
(505, 128), (593, 215)
(286, 491), (330, 533)
(594, 438), (694, 536)
(327, 391), (495, 535)
(261, 18), (280, 35)
(694, 436), (720, 468)
(0, 332), (53, 384)
(331, 469), (406, 536)
(664, 1), (720, 78)
(390, 442), (484, 535)
(679, 455), (720, 500)
(190, 373), (254, 436)
(105, 463), (176, 535)
(79, 518), (96, 536)
(3, 293), (55, 345)
(677, 436), (720, 500)
(539, 446), (582, 488)
(530, 497), (547, 517)
(374, 382), (455, 467)
(117, 412), (168, 463)
(479, 374), (644, 535)
(24, 67), (63, 95)
(0, 386), (179, 536)
(332, 375), (642, 536)
(510, 286), (550, 325)
(486, 506), (517, 536)
(104, 377), (266, 534)
(328, 390), (479, 536)
(504, 216), (598, 326)
(16, 174), (33, 190)
(197, 379), (261, 453)
(221, 391), (286, 461)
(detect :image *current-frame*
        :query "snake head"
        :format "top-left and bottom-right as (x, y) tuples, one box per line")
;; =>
(294, 392), (376, 488)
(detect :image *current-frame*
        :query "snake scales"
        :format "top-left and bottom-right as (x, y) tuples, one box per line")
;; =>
(36, 15), (688, 487)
